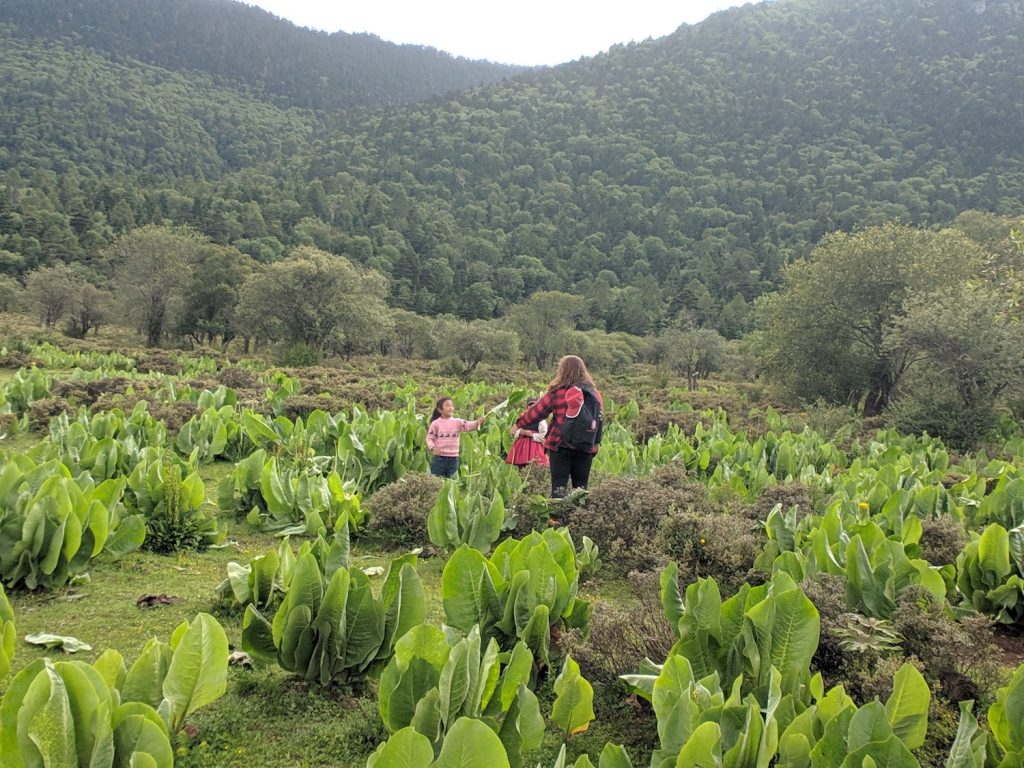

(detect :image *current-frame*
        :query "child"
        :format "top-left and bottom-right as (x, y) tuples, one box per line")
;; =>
(506, 397), (549, 468)
(426, 396), (487, 478)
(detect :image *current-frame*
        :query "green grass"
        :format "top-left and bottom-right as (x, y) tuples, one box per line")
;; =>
(1, 441), (631, 767)
(0, 439), (450, 767)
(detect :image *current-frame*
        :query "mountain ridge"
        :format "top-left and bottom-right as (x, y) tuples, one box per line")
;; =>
(1, 0), (1022, 334)
(0, 0), (525, 109)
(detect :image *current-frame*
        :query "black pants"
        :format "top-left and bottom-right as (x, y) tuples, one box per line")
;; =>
(549, 448), (595, 497)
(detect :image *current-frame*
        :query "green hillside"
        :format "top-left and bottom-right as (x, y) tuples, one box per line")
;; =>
(1, 0), (1022, 333)
(0, 0), (523, 109)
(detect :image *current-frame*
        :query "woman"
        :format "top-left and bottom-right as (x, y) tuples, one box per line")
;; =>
(514, 355), (603, 497)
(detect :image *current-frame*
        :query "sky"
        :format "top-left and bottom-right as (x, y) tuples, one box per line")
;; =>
(243, 1), (756, 66)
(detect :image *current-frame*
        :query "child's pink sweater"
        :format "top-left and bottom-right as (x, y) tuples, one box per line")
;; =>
(426, 417), (482, 457)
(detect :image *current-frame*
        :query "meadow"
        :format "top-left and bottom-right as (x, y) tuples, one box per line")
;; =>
(1, 319), (1023, 768)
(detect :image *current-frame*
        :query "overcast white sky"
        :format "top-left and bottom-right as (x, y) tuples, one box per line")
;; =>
(244, 1), (756, 66)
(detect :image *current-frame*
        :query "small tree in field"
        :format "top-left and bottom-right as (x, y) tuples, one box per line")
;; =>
(655, 327), (727, 391)
(887, 285), (1024, 447)
(23, 264), (76, 327)
(757, 223), (981, 415)
(0, 275), (19, 313)
(236, 246), (392, 357)
(107, 225), (198, 346)
(65, 282), (110, 338)
(507, 291), (584, 369)
(438, 318), (519, 377)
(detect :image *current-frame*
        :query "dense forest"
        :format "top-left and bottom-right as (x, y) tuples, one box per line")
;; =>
(0, 0), (523, 109)
(0, 0), (1022, 335)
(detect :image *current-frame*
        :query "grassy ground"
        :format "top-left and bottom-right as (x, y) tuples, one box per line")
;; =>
(1, 437), (636, 767)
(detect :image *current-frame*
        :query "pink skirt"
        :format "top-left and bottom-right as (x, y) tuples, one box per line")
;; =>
(506, 437), (549, 467)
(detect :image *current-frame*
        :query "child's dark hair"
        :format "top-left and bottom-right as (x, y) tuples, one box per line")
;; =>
(430, 396), (452, 423)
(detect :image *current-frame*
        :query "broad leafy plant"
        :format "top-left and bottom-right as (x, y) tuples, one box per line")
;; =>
(377, 625), (543, 768)
(242, 551), (424, 686)
(0, 456), (145, 590)
(0, 613), (228, 767)
(441, 530), (591, 669)
(216, 531), (350, 612)
(427, 479), (506, 553)
(218, 448), (362, 535)
(125, 451), (225, 553)
(956, 522), (1024, 625)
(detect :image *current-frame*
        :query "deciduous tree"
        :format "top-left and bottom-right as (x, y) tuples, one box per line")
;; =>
(757, 223), (981, 415)
(236, 246), (392, 357)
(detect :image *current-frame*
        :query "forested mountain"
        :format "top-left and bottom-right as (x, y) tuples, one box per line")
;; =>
(0, 0), (523, 109)
(1, 0), (1022, 335)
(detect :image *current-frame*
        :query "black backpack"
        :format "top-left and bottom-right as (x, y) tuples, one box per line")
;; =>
(559, 386), (603, 451)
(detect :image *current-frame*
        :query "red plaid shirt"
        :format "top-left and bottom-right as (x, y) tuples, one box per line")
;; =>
(515, 386), (603, 454)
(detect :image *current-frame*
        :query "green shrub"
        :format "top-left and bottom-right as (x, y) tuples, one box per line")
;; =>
(802, 572), (854, 684)
(753, 481), (821, 522)
(277, 341), (323, 367)
(557, 571), (674, 688)
(891, 586), (1000, 705)
(917, 516), (968, 567)
(887, 378), (997, 449)
(573, 474), (703, 573)
(364, 471), (444, 547)
(656, 507), (764, 594)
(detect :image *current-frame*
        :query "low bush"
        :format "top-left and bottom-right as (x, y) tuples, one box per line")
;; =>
(363, 471), (444, 547)
(802, 572), (853, 684)
(917, 516), (968, 566)
(217, 365), (259, 389)
(573, 474), (703, 573)
(557, 571), (675, 688)
(276, 341), (323, 367)
(753, 481), (821, 522)
(279, 394), (350, 420)
(887, 378), (997, 449)
(656, 506), (764, 594)
(891, 586), (1001, 705)
(631, 406), (706, 443)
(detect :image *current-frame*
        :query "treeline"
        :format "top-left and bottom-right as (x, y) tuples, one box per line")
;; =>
(0, 0), (522, 110)
(0, 224), (736, 386)
(3, 214), (1022, 446)
(1, 0), (1023, 338)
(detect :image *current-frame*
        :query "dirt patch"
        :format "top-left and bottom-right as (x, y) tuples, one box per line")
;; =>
(991, 626), (1024, 666)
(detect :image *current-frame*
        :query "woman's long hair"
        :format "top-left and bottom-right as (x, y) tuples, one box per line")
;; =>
(430, 396), (452, 423)
(547, 355), (595, 393)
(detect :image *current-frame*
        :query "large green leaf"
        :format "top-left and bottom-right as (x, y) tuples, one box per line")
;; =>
(367, 726), (434, 768)
(442, 546), (503, 635)
(438, 640), (472, 728)
(379, 562), (426, 659)
(598, 743), (634, 768)
(551, 655), (595, 740)
(379, 657), (443, 734)
(979, 524), (1011, 584)
(884, 663), (929, 750)
(341, 569), (385, 672)
(121, 639), (171, 709)
(25, 663), (78, 767)
(111, 702), (173, 768)
(158, 614), (228, 733)
(944, 701), (986, 768)
(434, 717), (511, 768)
(675, 721), (722, 768)
(659, 563), (684, 639)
